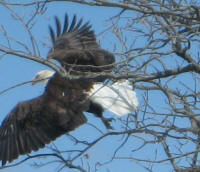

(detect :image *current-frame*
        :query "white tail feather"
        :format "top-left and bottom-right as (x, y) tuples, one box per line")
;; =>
(89, 80), (138, 116)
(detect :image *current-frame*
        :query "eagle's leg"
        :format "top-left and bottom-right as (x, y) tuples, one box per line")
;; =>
(87, 101), (114, 129)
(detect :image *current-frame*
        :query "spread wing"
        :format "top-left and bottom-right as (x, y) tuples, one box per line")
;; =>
(0, 97), (55, 165)
(0, 75), (88, 165)
(48, 14), (115, 72)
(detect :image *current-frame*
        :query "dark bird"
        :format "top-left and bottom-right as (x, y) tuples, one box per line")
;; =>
(0, 14), (116, 165)
(32, 70), (138, 116)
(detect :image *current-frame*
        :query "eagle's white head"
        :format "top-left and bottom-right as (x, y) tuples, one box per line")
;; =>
(32, 70), (55, 85)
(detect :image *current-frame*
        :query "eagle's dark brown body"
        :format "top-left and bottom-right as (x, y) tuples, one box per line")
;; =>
(0, 14), (115, 165)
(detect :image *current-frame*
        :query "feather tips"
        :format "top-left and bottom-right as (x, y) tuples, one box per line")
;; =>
(62, 14), (69, 34)
(55, 16), (61, 37)
(49, 14), (94, 46)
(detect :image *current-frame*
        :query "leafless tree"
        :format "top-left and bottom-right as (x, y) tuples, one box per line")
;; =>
(0, 0), (200, 172)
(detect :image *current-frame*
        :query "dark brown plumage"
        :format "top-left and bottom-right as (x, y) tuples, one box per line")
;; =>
(48, 14), (115, 73)
(0, 14), (115, 165)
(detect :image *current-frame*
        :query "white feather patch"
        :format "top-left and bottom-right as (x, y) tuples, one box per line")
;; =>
(89, 80), (138, 116)
(32, 70), (55, 85)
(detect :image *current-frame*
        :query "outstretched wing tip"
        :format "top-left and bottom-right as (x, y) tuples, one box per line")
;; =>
(49, 13), (94, 45)
(49, 25), (55, 44)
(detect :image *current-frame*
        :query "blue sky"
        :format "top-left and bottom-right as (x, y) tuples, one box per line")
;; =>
(0, 1), (188, 172)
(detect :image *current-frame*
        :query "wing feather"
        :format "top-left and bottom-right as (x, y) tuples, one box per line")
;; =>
(55, 16), (61, 37)
(47, 14), (115, 73)
(36, 128), (50, 143)
(18, 131), (29, 155)
(68, 15), (77, 32)
(26, 131), (38, 151)
(0, 98), (56, 164)
(74, 17), (83, 30)
(11, 129), (19, 161)
(49, 26), (55, 44)
(1, 140), (7, 166)
(8, 130), (15, 162)
(62, 14), (69, 34)
(46, 13), (115, 78)
(47, 14), (99, 62)
(29, 130), (43, 151)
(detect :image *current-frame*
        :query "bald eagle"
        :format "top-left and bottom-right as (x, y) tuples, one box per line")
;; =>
(32, 70), (138, 116)
(0, 14), (116, 165)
